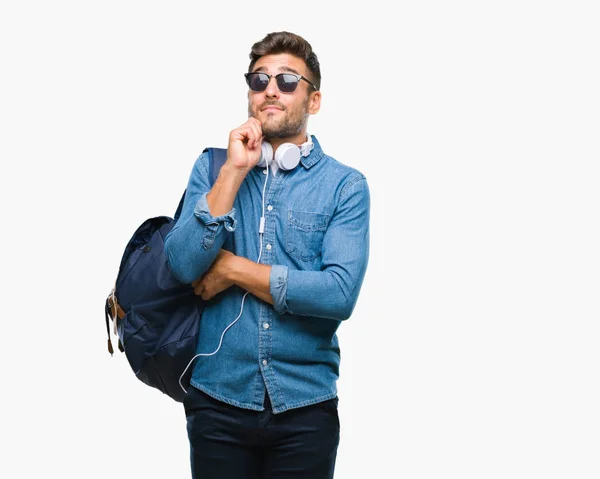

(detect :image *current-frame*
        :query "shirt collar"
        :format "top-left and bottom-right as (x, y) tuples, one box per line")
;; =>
(300, 134), (325, 169)
(257, 135), (325, 175)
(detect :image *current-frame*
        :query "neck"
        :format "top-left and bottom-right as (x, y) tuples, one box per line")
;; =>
(268, 130), (309, 153)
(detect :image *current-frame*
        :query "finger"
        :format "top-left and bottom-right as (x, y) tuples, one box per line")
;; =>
(251, 130), (263, 150)
(230, 125), (256, 144)
(193, 281), (204, 296)
(248, 117), (262, 133)
(244, 123), (261, 150)
(248, 120), (263, 149)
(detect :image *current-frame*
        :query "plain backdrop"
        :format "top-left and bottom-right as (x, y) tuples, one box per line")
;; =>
(1, 1), (599, 478)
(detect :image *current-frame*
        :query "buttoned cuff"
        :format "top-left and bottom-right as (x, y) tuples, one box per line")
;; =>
(193, 192), (237, 249)
(269, 264), (289, 314)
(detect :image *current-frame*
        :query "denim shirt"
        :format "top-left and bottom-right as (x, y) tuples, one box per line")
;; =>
(164, 136), (370, 413)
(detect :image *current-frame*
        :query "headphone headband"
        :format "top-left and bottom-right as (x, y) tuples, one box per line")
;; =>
(299, 134), (314, 158)
(259, 134), (315, 171)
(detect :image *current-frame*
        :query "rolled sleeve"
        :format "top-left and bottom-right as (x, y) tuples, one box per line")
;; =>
(193, 192), (237, 249)
(269, 264), (289, 314)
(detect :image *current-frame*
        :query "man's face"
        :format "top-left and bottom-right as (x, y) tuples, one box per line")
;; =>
(247, 53), (320, 140)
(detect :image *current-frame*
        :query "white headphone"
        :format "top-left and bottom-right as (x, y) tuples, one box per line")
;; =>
(257, 135), (314, 171)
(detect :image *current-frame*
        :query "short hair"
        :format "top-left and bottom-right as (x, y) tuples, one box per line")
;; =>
(248, 31), (321, 91)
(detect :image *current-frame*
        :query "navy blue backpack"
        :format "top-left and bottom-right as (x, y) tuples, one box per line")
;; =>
(105, 147), (227, 402)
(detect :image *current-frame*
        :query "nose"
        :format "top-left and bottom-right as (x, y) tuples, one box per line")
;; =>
(264, 76), (280, 98)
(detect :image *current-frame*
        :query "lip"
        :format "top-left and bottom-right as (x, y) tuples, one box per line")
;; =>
(262, 106), (283, 112)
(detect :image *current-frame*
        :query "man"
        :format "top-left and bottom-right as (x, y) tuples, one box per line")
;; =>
(165, 31), (370, 479)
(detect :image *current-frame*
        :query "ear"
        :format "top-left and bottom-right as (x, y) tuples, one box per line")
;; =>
(308, 91), (321, 115)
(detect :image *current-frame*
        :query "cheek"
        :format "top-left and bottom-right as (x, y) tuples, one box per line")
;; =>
(248, 102), (259, 118)
(290, 101), (307, 117)
(250, 97), (266, 114)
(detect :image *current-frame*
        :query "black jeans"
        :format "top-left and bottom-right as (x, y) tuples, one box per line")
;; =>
(184, 386), (340, 479)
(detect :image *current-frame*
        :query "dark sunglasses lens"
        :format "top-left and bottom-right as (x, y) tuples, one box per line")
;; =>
(247, 73), (269, 91)
(276, 74), (299, 93)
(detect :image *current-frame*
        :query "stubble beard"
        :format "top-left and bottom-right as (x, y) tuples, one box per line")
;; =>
(250, 98), (310, 140)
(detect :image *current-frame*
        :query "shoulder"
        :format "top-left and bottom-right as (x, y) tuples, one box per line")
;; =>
(181, 149), (215, 191)
(192, 150), (211, 174)
(187, 149), (215, 186)
(318, 153), (368, 201)
(309, 136), (366, 183)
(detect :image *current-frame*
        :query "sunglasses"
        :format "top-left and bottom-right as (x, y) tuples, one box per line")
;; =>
(245, 72), (318, 93)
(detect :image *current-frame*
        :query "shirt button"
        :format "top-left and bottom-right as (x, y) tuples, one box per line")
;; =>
(266, 244), (272, 250)
(262, 359), (267, 366)
(267, 205), (273, 211)
(263, 322), (269, 329)
(263, 169), (268, 175)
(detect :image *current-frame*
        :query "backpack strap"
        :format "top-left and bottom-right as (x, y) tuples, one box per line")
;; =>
(174, 147), (228, 221)
(207, 147), (228, 185)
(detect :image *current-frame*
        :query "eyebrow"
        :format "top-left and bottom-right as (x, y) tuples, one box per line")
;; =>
(254, 66), (302, 75)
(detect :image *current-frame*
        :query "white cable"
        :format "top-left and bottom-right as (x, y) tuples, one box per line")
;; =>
(178, 290), (251, 393)
(179, 154), (270, 395)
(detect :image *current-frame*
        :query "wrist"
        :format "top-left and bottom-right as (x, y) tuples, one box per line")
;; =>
(206, 163), (248, 216)
(225, 254), (244, 284)
(221, 161), (251, 180)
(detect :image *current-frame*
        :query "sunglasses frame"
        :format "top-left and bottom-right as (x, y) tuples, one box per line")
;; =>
(245, 72), (318, 93)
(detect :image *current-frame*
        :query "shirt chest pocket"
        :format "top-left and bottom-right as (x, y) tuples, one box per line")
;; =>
(285, 210), (330, 262)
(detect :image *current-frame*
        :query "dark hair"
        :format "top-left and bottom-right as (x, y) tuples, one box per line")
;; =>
(248, 31), (321, 91)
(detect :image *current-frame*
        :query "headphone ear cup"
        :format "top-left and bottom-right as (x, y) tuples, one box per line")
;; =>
(257, 142), (273, 168)
(274, 143), (301, 171)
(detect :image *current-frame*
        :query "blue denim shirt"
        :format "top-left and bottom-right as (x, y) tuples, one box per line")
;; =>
(164, 136), (370, 413)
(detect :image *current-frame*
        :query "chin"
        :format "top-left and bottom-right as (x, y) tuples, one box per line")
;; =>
(261, 120), (282, 136)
